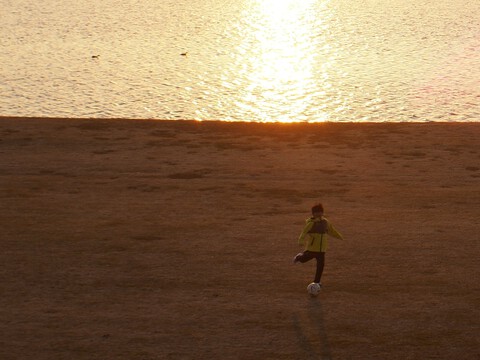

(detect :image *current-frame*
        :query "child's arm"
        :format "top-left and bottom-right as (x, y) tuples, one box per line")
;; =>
(327, 222), (344, 240)
(298, 221), (314, 246)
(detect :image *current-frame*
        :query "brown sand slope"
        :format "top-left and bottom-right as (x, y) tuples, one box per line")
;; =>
(1, 117), (479, 360)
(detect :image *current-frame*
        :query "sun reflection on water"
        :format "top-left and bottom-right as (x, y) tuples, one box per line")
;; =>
(2, 0), (479, 121)
(236, 0), (334, 122)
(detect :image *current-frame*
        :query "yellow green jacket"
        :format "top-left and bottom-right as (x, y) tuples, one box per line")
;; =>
(298, 216), (343, 252)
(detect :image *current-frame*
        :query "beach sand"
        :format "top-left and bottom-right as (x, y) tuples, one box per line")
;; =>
(1, 117), (479, 360)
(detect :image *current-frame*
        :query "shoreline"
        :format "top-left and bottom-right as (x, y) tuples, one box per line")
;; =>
(2, 114), (480, 123)
(1, 116), (479, 359)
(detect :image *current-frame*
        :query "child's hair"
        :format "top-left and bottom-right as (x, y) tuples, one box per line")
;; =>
(311, 203), (324, 214)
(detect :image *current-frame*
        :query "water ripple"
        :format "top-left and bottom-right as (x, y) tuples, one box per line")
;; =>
(0, 0), (478, 122)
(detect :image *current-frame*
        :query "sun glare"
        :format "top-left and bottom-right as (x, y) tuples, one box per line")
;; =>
(236, 0), (330, 122)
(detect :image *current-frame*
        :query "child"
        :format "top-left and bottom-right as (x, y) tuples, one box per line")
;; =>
(293, 203), (343, 287)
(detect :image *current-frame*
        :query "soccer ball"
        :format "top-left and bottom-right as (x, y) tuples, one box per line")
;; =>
(307, 282), (321, 296)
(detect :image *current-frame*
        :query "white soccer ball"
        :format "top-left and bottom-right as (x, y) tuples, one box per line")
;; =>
(307, 282), (321, 296)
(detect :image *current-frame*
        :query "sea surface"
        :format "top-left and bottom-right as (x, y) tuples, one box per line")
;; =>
(1, 0), (479, 122)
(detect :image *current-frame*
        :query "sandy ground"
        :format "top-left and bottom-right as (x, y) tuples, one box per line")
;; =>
(1, 117), (479, 360)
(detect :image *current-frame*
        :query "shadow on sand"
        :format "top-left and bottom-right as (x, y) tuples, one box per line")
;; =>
(292, 297), (332, 360)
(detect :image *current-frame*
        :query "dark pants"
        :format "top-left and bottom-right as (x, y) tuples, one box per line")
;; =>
(296, 251), (325, 283)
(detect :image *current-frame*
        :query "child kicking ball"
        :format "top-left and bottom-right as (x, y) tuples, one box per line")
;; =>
(293, 203), (344, 293)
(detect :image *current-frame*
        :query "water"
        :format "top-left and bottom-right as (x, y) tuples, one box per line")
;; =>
(1, 0), (479, 122)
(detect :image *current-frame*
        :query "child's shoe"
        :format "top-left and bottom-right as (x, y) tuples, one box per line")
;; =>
(293, 253), (303, 264)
